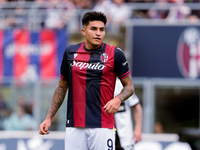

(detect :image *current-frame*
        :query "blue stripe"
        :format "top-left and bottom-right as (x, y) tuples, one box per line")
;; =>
(56, 28), (67, 76)
(66, 65), (74, 127)
(30, 31), (40, 76)
(85, 47), (106, 127)
(3, 30), (13, 77)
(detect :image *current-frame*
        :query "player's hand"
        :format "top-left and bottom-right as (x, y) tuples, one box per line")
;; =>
(103, 97), (121, 114)
(39, 119), (51, 135)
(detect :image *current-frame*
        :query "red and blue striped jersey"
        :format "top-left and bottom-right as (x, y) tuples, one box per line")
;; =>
(59, 42), (131, 129)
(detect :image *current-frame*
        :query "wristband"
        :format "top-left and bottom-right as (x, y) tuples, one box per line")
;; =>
(115, 96), (122, 102)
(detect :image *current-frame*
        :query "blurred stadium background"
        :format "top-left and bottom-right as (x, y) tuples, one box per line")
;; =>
(0, 0), (200, 149)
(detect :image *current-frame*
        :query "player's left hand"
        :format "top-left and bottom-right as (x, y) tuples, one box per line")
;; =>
(103, 97), (121, 114)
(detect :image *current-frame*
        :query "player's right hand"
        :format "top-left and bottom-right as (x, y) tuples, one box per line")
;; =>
(39, 119), (51, 135)
(103, 96), (121, 114)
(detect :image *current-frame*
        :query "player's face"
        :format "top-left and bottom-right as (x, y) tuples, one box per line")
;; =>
(81, 21), (105, 49)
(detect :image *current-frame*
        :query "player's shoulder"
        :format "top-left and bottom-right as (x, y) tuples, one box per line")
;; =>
(115, 47), (123, 52)
(112, 46), (124, 56)
(65, 43), (83, 52)
(105, 44), (124, 56)
(113, 46), (125, 59)
(105, 44), (122, 51)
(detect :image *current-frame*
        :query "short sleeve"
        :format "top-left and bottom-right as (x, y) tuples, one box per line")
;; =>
(128, 93), (140, 107)
(59, 49), (68, 80)
(114, 47), (131, 79)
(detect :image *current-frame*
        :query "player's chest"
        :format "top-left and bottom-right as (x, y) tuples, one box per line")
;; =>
(67, 51), (114, 73)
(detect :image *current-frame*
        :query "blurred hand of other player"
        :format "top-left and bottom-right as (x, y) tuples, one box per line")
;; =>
(39, 118), (51, 135)
(103, 97), (121, 114)
(134, 126), (142, 143)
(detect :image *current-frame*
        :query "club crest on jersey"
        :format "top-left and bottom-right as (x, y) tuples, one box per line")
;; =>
(100, 53), (108, 63)
(177, 27), (200, 79)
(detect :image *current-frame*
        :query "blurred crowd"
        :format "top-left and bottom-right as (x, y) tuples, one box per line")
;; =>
(0, 0), (200, 30)
(0, 93), (60, 131)
(0, 94), (38, 131)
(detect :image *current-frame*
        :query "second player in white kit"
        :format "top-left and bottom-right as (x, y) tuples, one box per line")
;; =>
(114, 79), (143, 150)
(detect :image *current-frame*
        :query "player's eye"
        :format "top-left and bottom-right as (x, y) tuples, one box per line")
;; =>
(91, 27), (96, 30)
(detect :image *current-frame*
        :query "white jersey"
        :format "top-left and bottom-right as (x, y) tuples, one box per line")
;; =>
(114, 79), (139, 148)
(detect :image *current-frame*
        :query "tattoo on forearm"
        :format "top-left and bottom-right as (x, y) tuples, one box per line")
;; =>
(48, 85), (66, 119)
(119, 76), (134, 101)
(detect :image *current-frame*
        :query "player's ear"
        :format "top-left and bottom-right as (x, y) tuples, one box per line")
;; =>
(81, 28), (86, 36)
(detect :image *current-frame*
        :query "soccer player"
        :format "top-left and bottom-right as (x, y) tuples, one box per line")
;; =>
(39, 11), (134, 150)
(114, 78), (142, 150)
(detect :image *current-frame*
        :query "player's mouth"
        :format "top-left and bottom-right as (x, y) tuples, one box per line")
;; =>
(94, 37), (101, 41)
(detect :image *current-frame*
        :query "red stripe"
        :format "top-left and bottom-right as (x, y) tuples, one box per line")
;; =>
(183, 43), (190, 75)
(40, 29), (57, 78)
(119, 70), (131, 79)
(100, 45), (116, 128)
(72, 43), (90, 127)
(13, 30), (30, 78)
(59, 74), (67, 80)
(0, 31), (3, 78)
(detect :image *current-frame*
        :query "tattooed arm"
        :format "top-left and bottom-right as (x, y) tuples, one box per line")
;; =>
(104, 74), (134, 114)
(117, 74), (134, 102)
(39, 79), (68, 135)
(133, 103), (142, 143)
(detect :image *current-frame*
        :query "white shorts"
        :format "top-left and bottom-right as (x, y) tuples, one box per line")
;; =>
(123, 145), (134, 150)
(65, 127), (115, 150)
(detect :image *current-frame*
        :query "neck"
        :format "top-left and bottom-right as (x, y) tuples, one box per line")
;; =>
(84, 42), (102, 50)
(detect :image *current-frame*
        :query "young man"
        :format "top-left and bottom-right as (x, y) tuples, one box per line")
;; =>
(114, 78), (142, 150)
(39, 11), (134, 150)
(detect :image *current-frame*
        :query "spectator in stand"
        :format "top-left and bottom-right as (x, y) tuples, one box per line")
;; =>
(0, 0), (7, 7)
(2, 98), (37, 131)
(154, 122), (164, 133)
(60, 0), (77, 22)
(0, 0), (13, 29)
(0, 94), (7, 110)
(9, 0), (33, 1)
(191, 0), (200, 19)
(92, 0), (112, 28)
(187, 14), (199, 23)
(75, 0), (95, 9)
(0, 94), (11, 120)
(45, 0), (76, 29)
(93, 0), (111, 16)
(14, 3), (28, 28)
(108, 0), (132, 25)
(29, 0), (47, 29)
(17, 97), (35, 116)
(0, 94), (10, 130)
(147, 0), (169, 19)
(166, 0), (191, 22)
(0, 0), (8, 15)
(3, 2), (28, 29)
(124, 0), (135, 2)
